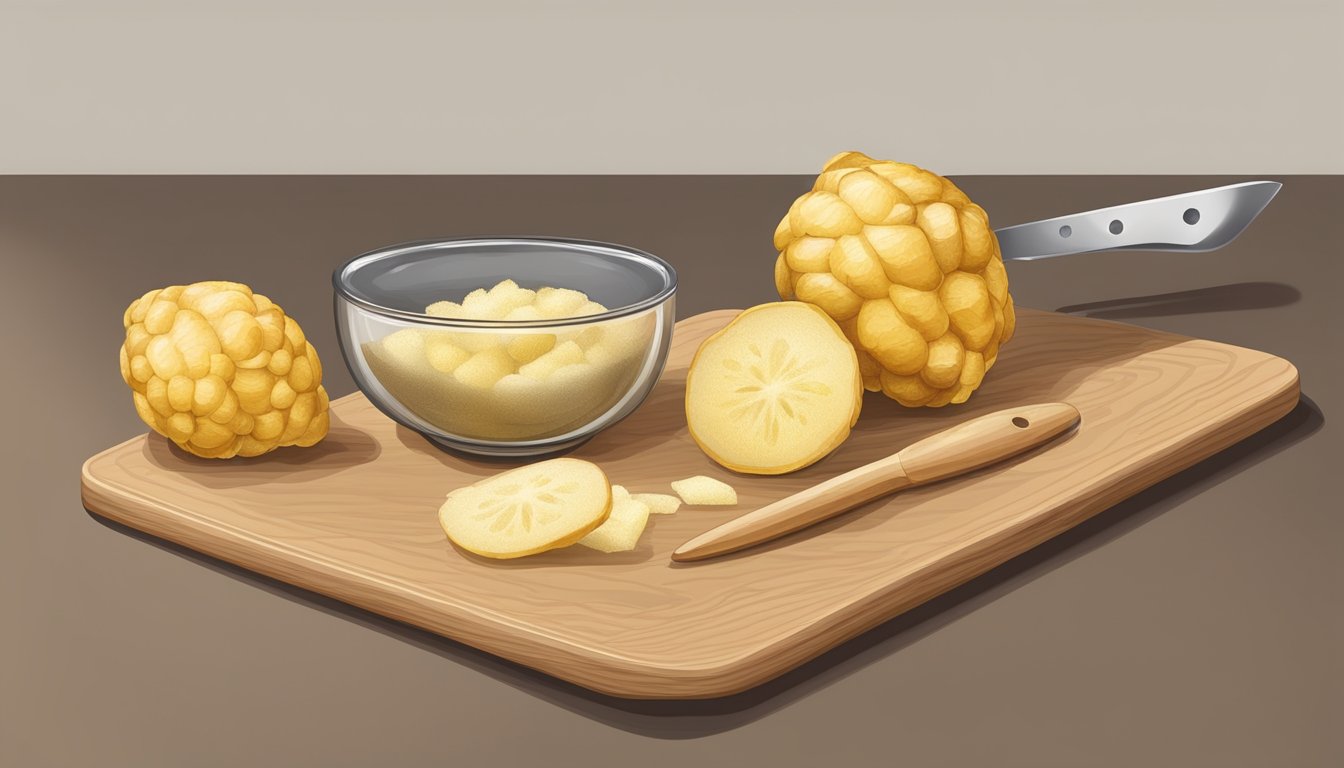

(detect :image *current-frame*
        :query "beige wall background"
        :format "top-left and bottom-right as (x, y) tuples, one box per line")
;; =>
(1, 0), (1340, 174)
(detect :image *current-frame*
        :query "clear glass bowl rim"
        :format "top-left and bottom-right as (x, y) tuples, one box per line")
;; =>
(332, 236), (678, 329)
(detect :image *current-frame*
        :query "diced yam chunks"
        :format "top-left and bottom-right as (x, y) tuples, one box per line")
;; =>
(459, 294), (504, 320)
(381, 328), (426, 368)
(671, 475), (738, 505)
(519, 340), (583, 380)
(507, 334), (557, 364)
(548, 363), (593, 391)
(504, 305), (545, 322)
(425, 300), (465, 318)
(573, 326), (604, 348)
(453, 348), (514, 389)
(601, 315), (652, 355)
(534, 287), (591, 318)
(630, 492), (681, 515)
(424, 335), (471, 373)
(490, 279), (537, 311)
(445, 330), (501, 353)
(579, 489), (651, 553)
(502, 305), (559, 363)
(583, 341), (619, 368)
(574, 300), (609, 318)
(370, 280), (656, 443)
(422, 282), (618, 364)
(461, 279), (536, 320)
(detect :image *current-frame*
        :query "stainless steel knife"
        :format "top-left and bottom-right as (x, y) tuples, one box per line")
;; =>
(993, 181), (1282, 261)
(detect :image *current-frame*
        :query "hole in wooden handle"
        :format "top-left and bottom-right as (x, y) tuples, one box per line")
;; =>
(1012, 417), (1030, 428)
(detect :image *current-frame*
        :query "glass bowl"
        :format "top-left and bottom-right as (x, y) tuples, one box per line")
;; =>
(334, 237), (677, 457)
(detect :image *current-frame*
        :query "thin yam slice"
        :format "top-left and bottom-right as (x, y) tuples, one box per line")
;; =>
(439, 458), (611, 559)
(684, 302), (862, 474)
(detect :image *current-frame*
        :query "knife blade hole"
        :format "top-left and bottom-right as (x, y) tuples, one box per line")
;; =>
(1012, 417), (1030, 428)
(1058, 225), (1072, 238)
(1109, 219), (1124, 235)
(1183, 208), (1200, 225)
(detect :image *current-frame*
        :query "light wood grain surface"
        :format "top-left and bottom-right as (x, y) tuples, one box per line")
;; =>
(81, 308), (1299, 699)
(672, 402), (1082, 561)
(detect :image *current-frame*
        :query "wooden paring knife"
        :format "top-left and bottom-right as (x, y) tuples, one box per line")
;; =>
(671, 402), (1081, 563)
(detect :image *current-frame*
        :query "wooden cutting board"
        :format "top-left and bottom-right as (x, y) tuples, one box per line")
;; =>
(81, 309), (1299, 699)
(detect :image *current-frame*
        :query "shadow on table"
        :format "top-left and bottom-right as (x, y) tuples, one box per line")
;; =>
(87, 394), (1323, 739)
(1056, 281), (1300, 320)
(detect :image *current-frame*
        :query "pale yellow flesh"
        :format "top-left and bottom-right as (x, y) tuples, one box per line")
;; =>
(630, 492), (681, 515)
(438, 458), (611, 559)
(684, 302), (862, 474)
(670, 475), (738, 506)
(578, 493), (652, 553)
(363, 278), (656, 441)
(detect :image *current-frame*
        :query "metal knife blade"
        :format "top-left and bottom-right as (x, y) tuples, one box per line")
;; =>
(994, 181), (1281, 261)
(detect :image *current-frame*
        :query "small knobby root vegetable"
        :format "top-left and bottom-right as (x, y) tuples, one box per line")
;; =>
(119, 281), (329, 459)
(773, 152), (1016, 407)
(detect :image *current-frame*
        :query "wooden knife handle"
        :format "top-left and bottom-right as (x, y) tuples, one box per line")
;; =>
(671, 452), (914, 563)
(671, 402), (1080, 563)
(898, 402), (1081, 484)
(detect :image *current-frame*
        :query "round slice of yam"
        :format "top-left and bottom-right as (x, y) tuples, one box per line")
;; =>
(685, 301), (862, 474)
(438, 458), (611, 559)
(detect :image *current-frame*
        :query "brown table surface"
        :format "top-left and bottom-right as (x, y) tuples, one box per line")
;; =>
(2, 176), (1338, 767)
